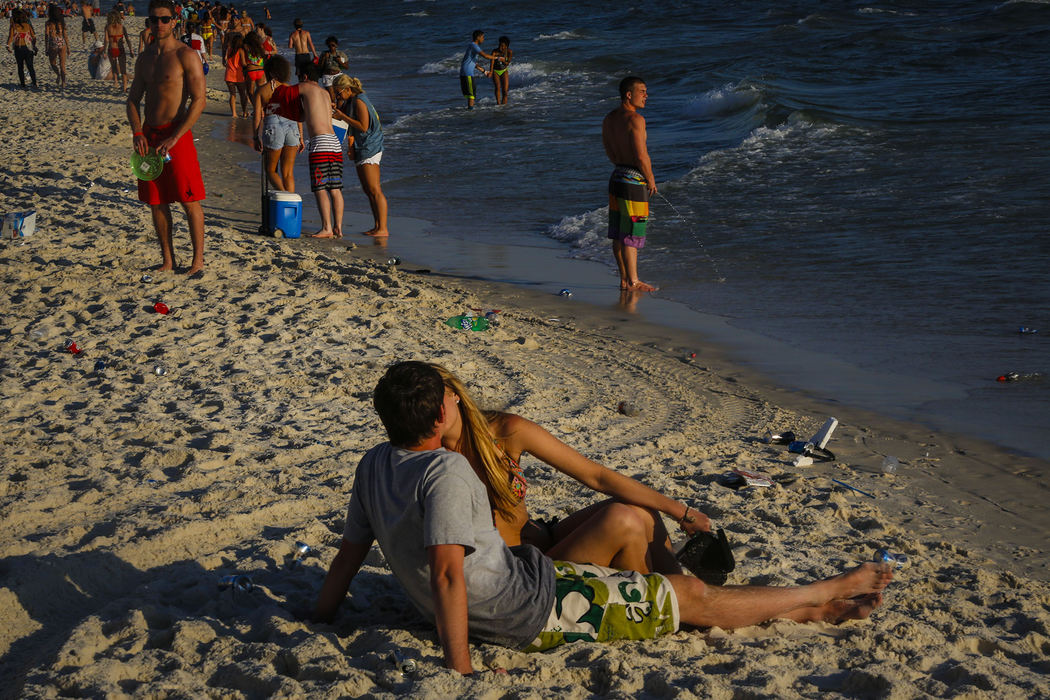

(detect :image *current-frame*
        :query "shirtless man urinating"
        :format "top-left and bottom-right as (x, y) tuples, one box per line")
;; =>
(126, 0), (207, 275)
(602, 76), (658, 292)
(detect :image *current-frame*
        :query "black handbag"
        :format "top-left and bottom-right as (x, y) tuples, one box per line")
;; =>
(675, 528), (735, 585)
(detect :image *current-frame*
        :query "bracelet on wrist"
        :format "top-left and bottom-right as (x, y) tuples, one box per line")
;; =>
(679, 506), (695, 525)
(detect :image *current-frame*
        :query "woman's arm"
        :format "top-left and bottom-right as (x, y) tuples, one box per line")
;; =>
(502, 414), (711, 534)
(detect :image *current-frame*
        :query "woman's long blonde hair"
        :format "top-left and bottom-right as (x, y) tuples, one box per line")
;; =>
(429, 363), (519, 520)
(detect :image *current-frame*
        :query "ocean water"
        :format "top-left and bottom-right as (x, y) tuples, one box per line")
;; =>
(246, 0), (1050, 459)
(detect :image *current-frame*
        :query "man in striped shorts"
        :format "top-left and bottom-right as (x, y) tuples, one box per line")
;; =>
(299, 64), (344, 238)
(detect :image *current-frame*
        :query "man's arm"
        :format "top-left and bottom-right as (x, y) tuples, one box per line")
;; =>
(126, 56), (148, 156)
(313, 538), (372, 622)
(428, 543), (473, 674)
(629, 113), (657, 194)
(306, 31), (316, 57)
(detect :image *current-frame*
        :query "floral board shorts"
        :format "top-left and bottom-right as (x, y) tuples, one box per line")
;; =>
(525, 561), (680, 652)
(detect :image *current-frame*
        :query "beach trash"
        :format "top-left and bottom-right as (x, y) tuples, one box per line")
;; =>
(558, 288), (573, 297)
(289, 541), (311, 569)
(390, 649), (417, 675)
(996, 371), (1043, 382)
(154, 365), (167, 376)
(873, 548), (909, 569)
(141, 274), (153, 283)
(153, 302), (169, 315)
(792, 455), (814, 467)
(94, 359), (106, 373)
(445, 314), (490, 331)
(762, 430), (795, 445)
(881, 456), (899, 474)
(130, 152), (164, 181)
(1018, 327), (1038, 334)
(63, 339), (82, 355)
(617, 401), (641, 417)
(218, 574), (255, 593)
(2, 210), (36, 239)
(387, 257), (401, 266)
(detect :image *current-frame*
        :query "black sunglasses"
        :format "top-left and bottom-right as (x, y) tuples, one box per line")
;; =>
(148, 15), (175, 24)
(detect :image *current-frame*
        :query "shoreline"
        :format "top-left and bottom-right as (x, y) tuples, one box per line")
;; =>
(1, 30), (1048, 697)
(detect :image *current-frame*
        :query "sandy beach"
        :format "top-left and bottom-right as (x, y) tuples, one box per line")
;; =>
(1, 19), (1049, 698)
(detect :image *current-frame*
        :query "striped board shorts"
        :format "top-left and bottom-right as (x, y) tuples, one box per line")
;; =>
(525, 561), (679, 652)
(608, 164), (650, 248)
(308, 133), (343, 191)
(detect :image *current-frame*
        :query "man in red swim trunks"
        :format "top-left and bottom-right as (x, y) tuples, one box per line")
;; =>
(126, 0), (207, 275)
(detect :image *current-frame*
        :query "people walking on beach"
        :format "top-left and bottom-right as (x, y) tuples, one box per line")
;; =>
(80, 1), (98, 46)
(318, 35), (348, 101)
(105, 9), (134, 91)
(6, 9), (38, 89)
(299, 64), (344, 238)
(312, 361), (894, 673)
(489, 35), (512, 105)
(429, 363), (706, 571)
(44, 4), (68, 89)
(222, 31), (247, 118)
(253, 55), (303, 193)
(602, 76), (658, 292)
(126, 0), (207, 276)
(287, 18), (316, 81)
(459, 30), (498, 109)
(333, 75), (388, 238)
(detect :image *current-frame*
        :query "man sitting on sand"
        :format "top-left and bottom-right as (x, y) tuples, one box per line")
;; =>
(126, 0), (207, 276)
(313, 361), (894, 674)
(298, 64), (344, 239)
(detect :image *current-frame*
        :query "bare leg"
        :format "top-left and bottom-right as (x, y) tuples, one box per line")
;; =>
(59, 48), (67, 88)
(279, 145), (297, 193)
(500, 73), (509, 104)
(264, 148), (284, 191)
(548, 500), (681, 574)
(779, 593), (884, 624)
(330, 188), (344, 238)
(310, 190), (335, 237)
(181, 201), (205, 275)
(356, 163), (388, 237)
(150, 203), (175, 271)
(670, 563), (893, 630)
(612, 240), (629, 289)
(620, 243), (657, 291)
(226, 81), (239, 117)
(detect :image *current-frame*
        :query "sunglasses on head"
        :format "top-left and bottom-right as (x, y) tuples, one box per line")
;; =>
(148, 15), (174, 24)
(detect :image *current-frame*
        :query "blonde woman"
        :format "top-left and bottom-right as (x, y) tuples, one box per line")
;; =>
(431, 364), (712, 574)
(105, 9), (133, 91)
(332, 74), (388, 237)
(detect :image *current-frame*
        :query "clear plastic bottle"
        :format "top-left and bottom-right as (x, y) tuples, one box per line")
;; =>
(881, 456), (899, 474)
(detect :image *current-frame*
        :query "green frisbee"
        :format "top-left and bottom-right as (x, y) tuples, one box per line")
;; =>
(130, 152), (164, 181)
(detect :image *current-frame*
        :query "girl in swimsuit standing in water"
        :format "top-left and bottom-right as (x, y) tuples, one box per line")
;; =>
(44, 3), (69, 89)
(489, 35), (512, 105)
(431, 364), (712, 574)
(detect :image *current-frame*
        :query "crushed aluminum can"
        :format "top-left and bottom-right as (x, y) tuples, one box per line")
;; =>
(390, 649), (417, 675)
(154, 365), (167, 376)
(558, 288), (572, 297)
(64, 339), (82, 355)
(387, 257), (401, 266)
(289, 541), (311, 569)
(141, 274), (153, 283)
(153, 302), (169, 315)
(218, 574), (255, 593)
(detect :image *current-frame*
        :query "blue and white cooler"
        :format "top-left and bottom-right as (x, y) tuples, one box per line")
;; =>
(267, 191), (302, 239)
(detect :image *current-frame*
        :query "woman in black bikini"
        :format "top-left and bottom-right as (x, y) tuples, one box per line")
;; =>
(432, 364), (712, 574)
(488, 35), (512, 105)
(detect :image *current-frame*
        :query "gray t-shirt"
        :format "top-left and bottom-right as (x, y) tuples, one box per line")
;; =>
(343, 443), (556, 649)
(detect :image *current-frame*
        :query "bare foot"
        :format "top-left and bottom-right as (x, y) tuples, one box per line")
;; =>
(310, 230), (336, 238)
(183, 263), (204, 276)
(823, 562), (893, 601)
(154, 263), (174, 272)
(628, 280), (658, 292)
(364, 229), (390, 238)
(782, 593), (883, 624)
